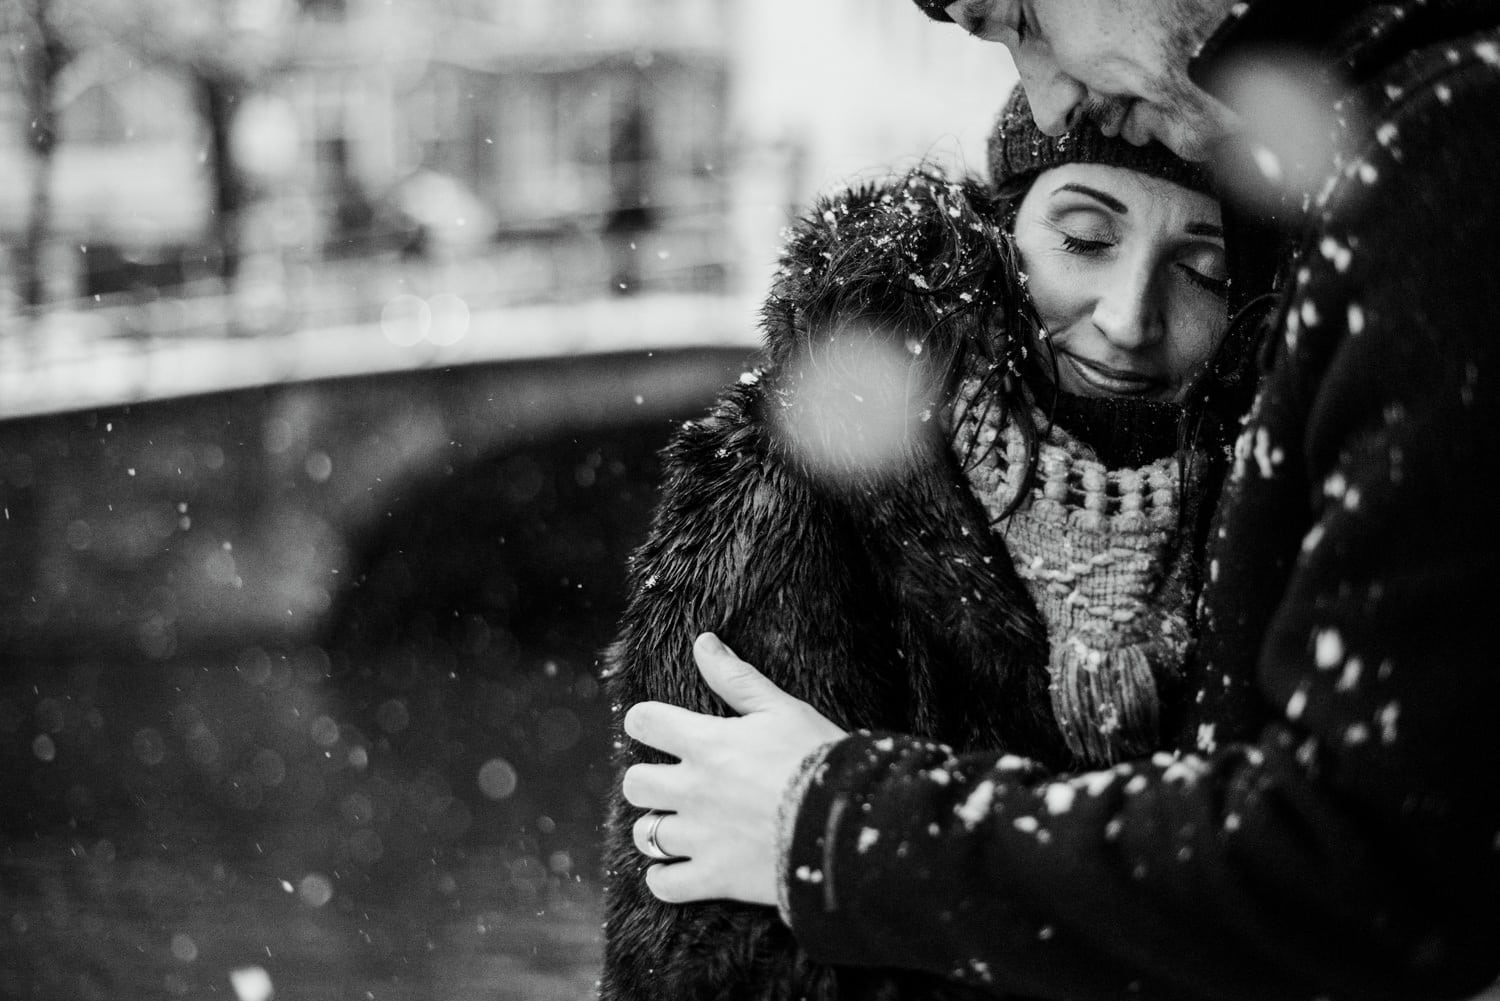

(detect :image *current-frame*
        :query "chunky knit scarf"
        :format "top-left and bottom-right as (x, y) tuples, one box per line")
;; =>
(953, 383), (1199, 765)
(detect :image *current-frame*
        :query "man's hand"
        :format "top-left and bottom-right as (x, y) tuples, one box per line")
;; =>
(621, 632), (848, 906)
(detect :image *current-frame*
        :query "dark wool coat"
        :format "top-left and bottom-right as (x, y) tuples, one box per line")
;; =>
(779, 2), (1500, 1000)
(598, 175), (1103, 1001)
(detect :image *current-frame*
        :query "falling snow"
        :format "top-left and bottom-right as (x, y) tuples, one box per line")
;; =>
(955, 780), (998, 829)
(1315, 629), (1347, 669)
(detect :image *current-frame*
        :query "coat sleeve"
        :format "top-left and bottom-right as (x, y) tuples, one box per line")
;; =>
(778, 57), (1500, 1001)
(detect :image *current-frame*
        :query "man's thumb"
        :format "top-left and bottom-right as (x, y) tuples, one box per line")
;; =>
(694, 633), (782, 715)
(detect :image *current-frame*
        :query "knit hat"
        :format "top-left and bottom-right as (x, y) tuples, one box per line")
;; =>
(913, 0), (954, 21)
(990, 87), (1213, 196)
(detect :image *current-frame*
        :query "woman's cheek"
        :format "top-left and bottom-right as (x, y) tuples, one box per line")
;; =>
(1166, 296), (1227, 377)
(1025, 259), (1087, 335)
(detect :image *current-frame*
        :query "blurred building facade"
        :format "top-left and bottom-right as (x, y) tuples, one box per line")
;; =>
(0, 0), (1015, 354)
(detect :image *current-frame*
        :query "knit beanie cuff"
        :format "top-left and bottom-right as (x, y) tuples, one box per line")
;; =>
(989, 88), (1214, 197)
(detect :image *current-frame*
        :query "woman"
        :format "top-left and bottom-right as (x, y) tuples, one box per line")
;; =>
(600, 89), (1263, 1000)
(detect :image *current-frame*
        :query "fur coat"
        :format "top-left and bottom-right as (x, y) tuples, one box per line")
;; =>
(598, 172), (1097, 1001)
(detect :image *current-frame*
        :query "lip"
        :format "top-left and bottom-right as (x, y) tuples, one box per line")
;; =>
(1058, 351), (1166, 398)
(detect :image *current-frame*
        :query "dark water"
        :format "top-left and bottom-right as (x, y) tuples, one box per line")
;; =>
(0, 348), (751, 1000)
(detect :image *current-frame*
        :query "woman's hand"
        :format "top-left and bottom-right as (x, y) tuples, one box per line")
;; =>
(622, 632), (848, 906)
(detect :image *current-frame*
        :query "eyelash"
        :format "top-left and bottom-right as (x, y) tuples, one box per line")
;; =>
(1061, 234), (1109, 255)
(1062, 234), (1229, 299)
(1179, 264), (1228, 299)
(1016, 7), (1030, 41)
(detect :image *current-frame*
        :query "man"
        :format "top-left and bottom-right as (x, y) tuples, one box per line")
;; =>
(621, 1), (1500, 998)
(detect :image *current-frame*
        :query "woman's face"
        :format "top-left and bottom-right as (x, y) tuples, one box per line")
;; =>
(1011, 162), (1228, 402)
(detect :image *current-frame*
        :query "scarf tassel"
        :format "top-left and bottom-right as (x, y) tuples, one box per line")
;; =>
(1049, 636), (1161, 765)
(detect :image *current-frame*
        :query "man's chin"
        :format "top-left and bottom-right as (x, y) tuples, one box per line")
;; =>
(1152, 92), (1241, 162)
(1162, 129), (1216, 162)
(1140, 112), (1220, 162)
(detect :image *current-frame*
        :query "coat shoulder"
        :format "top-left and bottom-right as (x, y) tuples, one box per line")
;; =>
(759, 168), (1026, 374)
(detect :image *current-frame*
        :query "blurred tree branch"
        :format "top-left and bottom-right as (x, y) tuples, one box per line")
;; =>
(80, 0), (296, 284)
(3, 0), (77, 311)
(2, 0), (296, 315)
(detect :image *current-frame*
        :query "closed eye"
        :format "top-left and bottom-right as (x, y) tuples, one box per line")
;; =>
(1175, 243), (1227, 298)
(1177, 263), (1227, 298)
(1061, 234), (1111, 255)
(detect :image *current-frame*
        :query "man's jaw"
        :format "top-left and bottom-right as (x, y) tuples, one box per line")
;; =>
(1104, 94), (1226, 161)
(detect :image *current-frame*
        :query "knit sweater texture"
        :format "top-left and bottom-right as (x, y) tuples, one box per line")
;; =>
(955, 391), (1199, 765)
(780, 2), (1500, 999)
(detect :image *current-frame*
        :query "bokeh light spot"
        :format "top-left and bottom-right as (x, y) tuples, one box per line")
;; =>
(229, 966), (274, 1001)
(170, 932), (198, 963)
(477, 758), (519, 800)
(773, 333), (925, 483)
(381, 294), (430, 346)
(262, 417), (295, 455)
(298, 873), (334, 908)
(309, 715), (340, 747)
(1211, 51), (1348, 212)
(426, 293), (470, 345)
(304, 451), (334, 483)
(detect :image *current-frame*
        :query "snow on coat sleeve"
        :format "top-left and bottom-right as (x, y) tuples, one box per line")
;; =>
(781, 45), (1500, 1001)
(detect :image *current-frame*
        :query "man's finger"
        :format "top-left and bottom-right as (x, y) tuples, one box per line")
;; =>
(631, 809), (695, 861)
(620, 762), (688, 810)
(694, 632), (786, 716)
(644, 859), (714, 904)
(623, 700), (717, 757)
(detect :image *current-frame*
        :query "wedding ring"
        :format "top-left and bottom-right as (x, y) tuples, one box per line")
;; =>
(643, 810), (673, 861)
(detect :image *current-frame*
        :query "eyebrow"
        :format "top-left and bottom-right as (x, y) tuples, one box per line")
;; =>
(1052, 182), (1224, 239)
(1051, 182), (1127, 214)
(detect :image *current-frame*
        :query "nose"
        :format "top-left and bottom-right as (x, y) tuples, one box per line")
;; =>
(1018, 57), (1087, 135)
(1091, 259), (1163, 352)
